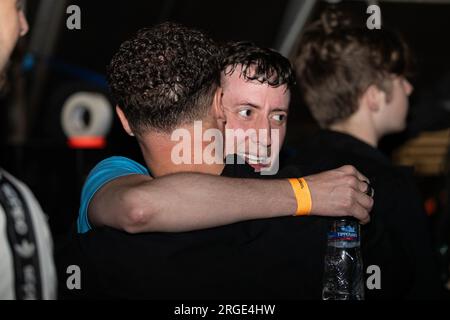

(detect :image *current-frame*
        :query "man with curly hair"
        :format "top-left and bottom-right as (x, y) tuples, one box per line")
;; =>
(68, 22), (374, 299)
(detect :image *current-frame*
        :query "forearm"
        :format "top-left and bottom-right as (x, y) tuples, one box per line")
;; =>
(89, 165), (373, 233)
(121, 173), (297, 233)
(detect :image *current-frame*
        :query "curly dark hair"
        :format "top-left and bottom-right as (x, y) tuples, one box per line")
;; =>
(221, 41), (296, 90)
(295, 9), (413, 128)
(107, 22), (221, 135)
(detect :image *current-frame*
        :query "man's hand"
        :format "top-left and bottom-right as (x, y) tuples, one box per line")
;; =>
(304, 165), (374, 224)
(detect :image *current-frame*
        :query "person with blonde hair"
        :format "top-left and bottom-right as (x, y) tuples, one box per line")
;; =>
(294, 9), (441, 299)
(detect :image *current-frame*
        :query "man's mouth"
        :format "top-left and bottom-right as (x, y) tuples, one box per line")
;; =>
(239, 153), (271, 171)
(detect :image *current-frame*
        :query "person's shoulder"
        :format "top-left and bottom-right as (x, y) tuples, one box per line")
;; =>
(77, 156), (150, 234)
(96, 156), (147, 169)
(90, 156), (149, 176)
(0, 169), (41, 209)
(83, 156), (149, 187)
(1, 169), (26, 190)
(0, 168), (51, 224)
(0, 168), (56, 299)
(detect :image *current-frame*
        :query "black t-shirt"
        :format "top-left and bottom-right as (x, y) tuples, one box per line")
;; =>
(62, 158), (329, 300)
(290, 130), (441, 299)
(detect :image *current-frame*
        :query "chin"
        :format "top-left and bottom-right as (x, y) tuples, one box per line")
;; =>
(391, 123), (407, 134)
(399, 120), (408, 131)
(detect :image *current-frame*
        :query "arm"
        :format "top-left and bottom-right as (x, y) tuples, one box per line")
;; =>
(90, 173), (296, 233)
(83, 159), (373, 233)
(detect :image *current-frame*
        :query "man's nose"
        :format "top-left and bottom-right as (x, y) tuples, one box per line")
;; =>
(404, 78), (414, 96)
(252, 118), (271, 147)
(19, 11), (29, 36)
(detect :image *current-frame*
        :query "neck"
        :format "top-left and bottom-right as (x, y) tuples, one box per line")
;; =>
(138, 121), (225, 177)
(329, 110), (379, 148)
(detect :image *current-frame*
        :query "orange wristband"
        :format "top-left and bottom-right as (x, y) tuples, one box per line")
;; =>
(288, 178), (312, 216)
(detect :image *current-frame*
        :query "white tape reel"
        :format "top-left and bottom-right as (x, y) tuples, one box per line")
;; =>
(61, 92), (113, 139)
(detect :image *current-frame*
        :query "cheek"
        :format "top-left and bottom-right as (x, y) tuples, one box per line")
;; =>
(273, 126), (287, 147)
(224, 117), (239, 131)
(224, 118), (251, 148)
(279, 127), (287, 144)
(0, 16), (20, 56)
(396, 91), (409, 115)
(224, 116), (252, 131)
(387, 94), (408, 128)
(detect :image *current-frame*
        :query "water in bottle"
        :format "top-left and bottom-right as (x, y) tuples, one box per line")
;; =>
(322, 218), (364, 300)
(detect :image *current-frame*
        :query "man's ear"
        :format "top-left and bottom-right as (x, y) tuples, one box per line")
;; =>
(363, 85), (384, 112)
(116, 106), (135, 136)
(212, 87), (226, 129)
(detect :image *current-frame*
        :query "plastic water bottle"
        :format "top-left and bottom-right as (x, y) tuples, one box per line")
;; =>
(322, 218), (364, 300)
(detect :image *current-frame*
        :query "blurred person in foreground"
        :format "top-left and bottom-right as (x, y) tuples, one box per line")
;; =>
(0, 0), (56, 300)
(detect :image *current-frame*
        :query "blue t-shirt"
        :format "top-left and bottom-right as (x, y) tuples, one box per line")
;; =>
(77, 156), (149, 233)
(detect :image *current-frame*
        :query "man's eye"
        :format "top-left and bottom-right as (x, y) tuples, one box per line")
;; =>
(238, 109), (252, 118)
(272, 114), (286, 122)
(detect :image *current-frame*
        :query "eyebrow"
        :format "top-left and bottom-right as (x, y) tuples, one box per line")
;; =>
(236, 101), (289, 112)
(272, 108), (289, 113)
(237, 101), (262, 110)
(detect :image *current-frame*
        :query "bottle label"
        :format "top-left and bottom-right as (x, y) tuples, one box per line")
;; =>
(328, 225), (359, 242)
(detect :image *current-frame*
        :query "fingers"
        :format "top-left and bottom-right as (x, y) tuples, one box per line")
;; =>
(351, 203), (371, 225)
(341, 187), (372, 224)
(357, 180), (371, 195)
(339, 165), (370, 186)
(338, 166), (374, 224)
(303, 165), (374, 224)
(340, 175), (370, 196)
(362, 181), (375, 198)
(354, 191), (374, 213)
(339, 165), (374, 199)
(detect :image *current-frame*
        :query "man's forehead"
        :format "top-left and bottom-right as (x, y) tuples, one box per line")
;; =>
(222, 91), (290, 114)
(222, 64), (288, 88)
(222, 67), (290, 103)
(222, 64), (262, 84)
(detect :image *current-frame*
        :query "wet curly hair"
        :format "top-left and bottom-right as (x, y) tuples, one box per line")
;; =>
(295, 9), (412, 128)
(107, 22), (221, 135)
(221, 41), (296, 90)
